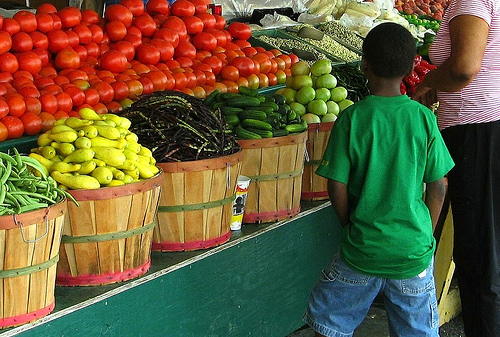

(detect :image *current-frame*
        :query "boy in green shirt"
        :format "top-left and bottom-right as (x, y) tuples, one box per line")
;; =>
(303, 23), (454, 337)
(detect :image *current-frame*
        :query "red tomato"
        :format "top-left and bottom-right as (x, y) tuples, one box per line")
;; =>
(53, 110), (70, 120)
(203, 70), (215, 86)
(25, 96), (42, 114)
(196, 13), (215, 29)
(161, 17), (187, 41)
(111, 40), (135, 62)
(126, 79), (143, 99)
(50, 13), (62, 30)
(230, 56), (255, 77)
(141, 70), (167, 91)
(146, 0), (170, 15)
(73, 44), (88, 62)
(133, 14), (157, 37)
(55, 47), (80, 70)
(227, 22), (251, 40)
(190, 0), (208, 14)
(2, 18), (21, 35)
(120, 0), (145, 16)
(64, 85), (86, 106)
(106, 21), (128, 42)
(20, 112), (42, 135)
(30, 31), (49, 50)
(0, 99), (8, 119)
(38, 112), (55, 131)
(213, 14), (226, 30)
(17, 51), (43, 75)
(110, 80), (129, 101)
(1, 116), (24, 139)
(0, 121), (7, 142)
(220, 65), (239, 81)
(182, 16), (203, 35)
(57, 6), (82, 28)
(138, 77), (154, 94)
(192, 32), (217, 51)
(81, 9), (100, 24)
(192, 69), (206, 86)
(123, 33), (142, 49)
(72, 24), (93, 44)
(31, 48), (49, 66)
(0, 72), (13, 83)
(11, 32), (33, 52)
(0, 31), (12, 55)
(0, 15), (3, 30)
(0, 53), (18, 74)
(92, 81), (114, 104)
(88, 24), (104, 43)
(85, 41), (101, 58)
(47, 30), (70, 53)
(84, 88), (100, 105)
(149, 38), (174, 62)
(135, 43), (160, 65)
(233, 39), (251, 49)
(36, 3), (57, 14)
(5, 94), (26, 117)
(55, 91), (73, 112)
(154, 28), (179, 48)
(174, 40), (196, 59)
(184, 70), (197, 88)
(100, 50), (128, 73)
(105, 4), (133, 27)
(92, 102), (108, 115)
(202, 55), (223, 75)
(171, 0), (195, 16)
(66, 30), (80, 47)
(106, 101), (122, 113)
(35, 13), (54, 33)
(13, 10), (37, 33)
(39, 93), (58, 114)
(176, 56), (193, 68)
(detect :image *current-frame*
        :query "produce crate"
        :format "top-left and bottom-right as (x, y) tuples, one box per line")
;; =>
(250, 29), (343, 64)
(0, 136), (38, 154)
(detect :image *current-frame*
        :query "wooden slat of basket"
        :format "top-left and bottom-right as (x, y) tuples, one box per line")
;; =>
(4, 227), (30, 317)
(206, 168), (226, 240)
(157, 172), (185, 244)
(184, 170), (211, 243)
(59, 209), (77, 277)
(259, 146), (280, 214)
(69, 201), (99, 276)
(241, 147), (262, 219)
(293, 141), (306, 205)
(27, 221), (52, 313)
(125, 193), (146, 270)
(139, 186), (159, 263)
(277, 143), (297, 211)
(47, 216), (63, 303)
(311, 130), (329, 194)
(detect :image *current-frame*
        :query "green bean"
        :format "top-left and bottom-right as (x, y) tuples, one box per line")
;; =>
(0, 160), (11, 186)
(9, 191), (57, 204)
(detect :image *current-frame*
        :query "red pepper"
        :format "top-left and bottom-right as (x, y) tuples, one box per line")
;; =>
(414, 55), (423, 66)
(414, 64), (430, 78)
(400, 81), (407, 95)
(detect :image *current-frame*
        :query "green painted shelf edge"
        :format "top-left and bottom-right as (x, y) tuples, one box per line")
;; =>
(0, 136), (38, 154)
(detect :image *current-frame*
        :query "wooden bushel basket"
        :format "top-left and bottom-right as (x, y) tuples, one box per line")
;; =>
(153, 150), (242, 252)
(301, 122), (334, 201)
(56, 172), (163, 286)
(237, 131), (307, 223)
(0, 200), (65, 329)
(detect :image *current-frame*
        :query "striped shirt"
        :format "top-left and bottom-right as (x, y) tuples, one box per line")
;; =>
(429, 0), (500, 130)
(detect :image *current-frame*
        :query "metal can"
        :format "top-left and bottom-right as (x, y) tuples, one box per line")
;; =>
(208, 3), (222, 15)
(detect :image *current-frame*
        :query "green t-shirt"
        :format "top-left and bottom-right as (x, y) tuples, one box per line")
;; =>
(316, 95), (454, 279)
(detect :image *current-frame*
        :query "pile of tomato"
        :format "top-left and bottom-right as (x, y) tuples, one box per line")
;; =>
(0, 0), (298, 142)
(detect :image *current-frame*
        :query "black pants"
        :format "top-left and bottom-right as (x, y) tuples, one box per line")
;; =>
(442, 120), (500, 337)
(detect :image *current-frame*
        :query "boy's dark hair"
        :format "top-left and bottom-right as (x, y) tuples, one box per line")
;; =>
(362, 22), (416, 79)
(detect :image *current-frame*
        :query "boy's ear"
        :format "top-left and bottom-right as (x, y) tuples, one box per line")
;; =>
(406, 63), (415, 76)
(361, 57), (368, 73)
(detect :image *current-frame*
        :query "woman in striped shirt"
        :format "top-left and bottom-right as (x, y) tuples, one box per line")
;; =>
(414, 0), (500, 336)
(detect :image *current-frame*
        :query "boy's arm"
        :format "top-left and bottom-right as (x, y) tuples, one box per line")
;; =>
(424, 177), (448, 230)
(327, 179), (350, 228)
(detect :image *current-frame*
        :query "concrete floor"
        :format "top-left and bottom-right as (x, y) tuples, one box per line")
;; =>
(288, 303), (465, 337)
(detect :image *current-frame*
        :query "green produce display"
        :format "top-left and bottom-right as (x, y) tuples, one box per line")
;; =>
(0, 149), (71, 215)
(30, 109), (159, 190)
(330, 62), (370, 103)
(401, 14), (441, 32)
(205, 86), (308, 139)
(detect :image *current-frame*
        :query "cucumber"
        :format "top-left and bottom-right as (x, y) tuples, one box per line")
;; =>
(251, 106), (275, 114)
(285, 121), (308, 134)
(272, 128), (290, 137)
(238, 110), (267, 121)
(264, 95), (276, 103)
(238, 86), (259, 97)
(220, 93), (240, 100)
(225, 96), (262, 108)
(223, 114), (239, 127)
(278, 104), (290, 115)
(287, 110), (297, 122)
(211, 101), (226, 110)
(245, 127), (273, 138)
(220, 106), (243, 115)
(203, 89), (220, 107)
(234, 126), (262, 140)
(259, 101), (280, 111)
(241, 119), (273, 131)
(273, 94), (286, 105)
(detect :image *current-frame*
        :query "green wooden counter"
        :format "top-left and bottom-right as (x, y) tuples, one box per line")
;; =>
(0, 201), (339, 337)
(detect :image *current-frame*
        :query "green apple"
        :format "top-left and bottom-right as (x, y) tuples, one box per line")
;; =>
(290, 102), (306, 116)
(307, 99), (328, 116)
(291, 75), (313, 90)
(315, 74), (337, 89)
(281, 88), (297, 104)
(315, 87), (331, 102)
(291, 61), (311, 76)
(301, 113), (321, 124)
(338, 99), (354, 112)
(321, 113), (337, 123)
(330, 86), (348, 102)
(326, 101), (340, 115)
(310, 59), (332, 77)
(295, 86), (316, 105)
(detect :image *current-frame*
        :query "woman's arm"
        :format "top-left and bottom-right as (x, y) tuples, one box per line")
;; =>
(327, 179), (350, 228)
(414, 15), (489, 97)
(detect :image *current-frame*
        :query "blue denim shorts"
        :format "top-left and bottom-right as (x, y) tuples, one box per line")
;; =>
(303, 254), (439, 337)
